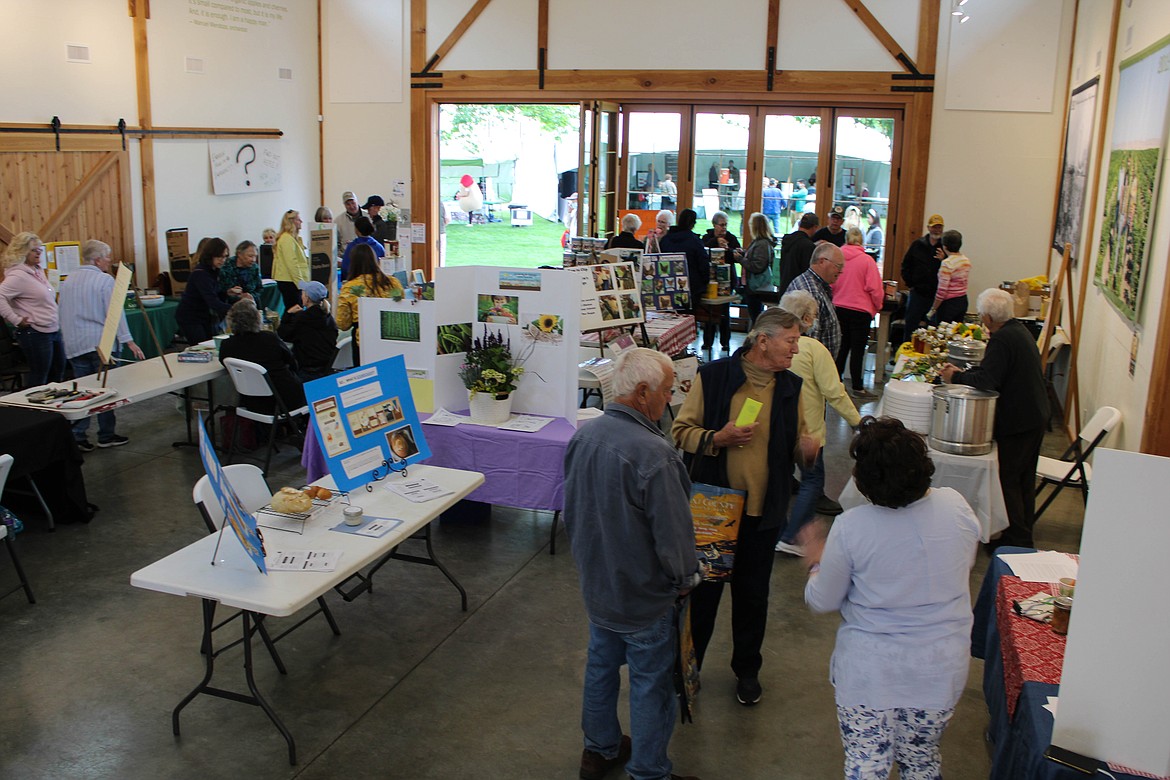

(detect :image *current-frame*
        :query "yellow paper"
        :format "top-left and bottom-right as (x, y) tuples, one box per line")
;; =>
(735, 398), (762, 427)
(408, 378), (434, 413)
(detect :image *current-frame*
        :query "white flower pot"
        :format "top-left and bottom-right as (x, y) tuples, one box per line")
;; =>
(468, 391), (513, 425)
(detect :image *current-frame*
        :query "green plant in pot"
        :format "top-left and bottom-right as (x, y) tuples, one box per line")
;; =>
(458, 327), (529, 400)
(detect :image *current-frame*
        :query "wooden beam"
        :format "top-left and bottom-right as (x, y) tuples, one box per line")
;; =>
(537, 0), (549, 88)
(411, 0), (427, 73)
(840, 0), (919, 73)
(427, 68), (908, 95)
(0, 222), (13, 244)
(429, 0), (492, 72)
(317, 0), (325, 209)
(916, 0), (940, 74)
(766, 0), (779, 89)
(38, 152), (120, 239)
(131, 0), (159, 281)
(0, 135), (125, 153)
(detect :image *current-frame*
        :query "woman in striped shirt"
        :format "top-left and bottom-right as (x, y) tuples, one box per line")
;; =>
(927, 230), (971, 325)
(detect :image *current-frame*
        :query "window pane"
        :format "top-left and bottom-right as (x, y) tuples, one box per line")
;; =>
(626, 112), (681, 215)
(694, 112), (749, 237)
(763, 114), (820, 238)
(833, 116), (893, 269)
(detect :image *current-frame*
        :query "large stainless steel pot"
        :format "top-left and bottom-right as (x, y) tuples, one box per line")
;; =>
(947, 339), (986, 370)
(929, 385), (997, 455)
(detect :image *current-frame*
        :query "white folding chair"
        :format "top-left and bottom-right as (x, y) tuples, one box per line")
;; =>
(332, 335), (354, 372)
(192, 464), (340, 668)
(1035, 406), (1122, 519)
(0, 453), (36, 604)
(222, 358), (310, 476)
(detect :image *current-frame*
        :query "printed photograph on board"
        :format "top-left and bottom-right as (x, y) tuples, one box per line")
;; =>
(346, 397), (405, 437)
(477, 294), (519, 324)
(386, 424), (420, 461)
(380, 310), (421, 342)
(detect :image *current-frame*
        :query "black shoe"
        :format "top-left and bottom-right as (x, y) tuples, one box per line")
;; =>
(579, 734), (631, 780)
(816, 495), (843, 516)
(76, 439), (96, 453)
(97, 434), (129, 448)
(736, 677), (762, 706)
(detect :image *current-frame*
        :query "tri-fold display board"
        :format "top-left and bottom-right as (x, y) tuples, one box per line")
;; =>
(358, 266), (583, 423)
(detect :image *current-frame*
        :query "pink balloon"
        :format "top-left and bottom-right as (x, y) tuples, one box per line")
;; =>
(460, 174), (474, 187)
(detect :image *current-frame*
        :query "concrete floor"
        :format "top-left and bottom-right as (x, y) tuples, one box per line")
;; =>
(0, 349), (1088, 779)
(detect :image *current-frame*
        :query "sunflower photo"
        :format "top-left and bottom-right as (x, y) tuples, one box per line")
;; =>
(522, 313), (564, 344)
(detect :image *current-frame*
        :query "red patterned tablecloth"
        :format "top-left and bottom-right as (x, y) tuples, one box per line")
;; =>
(996, 575), (1066, 719)
(581, 312), (697, 357)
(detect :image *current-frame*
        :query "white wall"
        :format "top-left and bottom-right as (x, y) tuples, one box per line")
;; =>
(924, 1), (1075, 302)
(1071, 0), (1170, 450)
(1, 0), (321, 273)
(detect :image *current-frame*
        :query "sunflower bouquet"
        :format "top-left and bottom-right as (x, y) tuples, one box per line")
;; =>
(458, 326), (532, 398)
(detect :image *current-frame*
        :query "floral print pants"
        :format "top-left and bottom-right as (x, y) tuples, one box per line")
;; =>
(837, 705), (955, 780)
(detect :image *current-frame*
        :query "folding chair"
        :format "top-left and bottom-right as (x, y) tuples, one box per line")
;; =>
(1035, 406), (1122, 519)
(0, 454), (36, 604)
(222, 358), (310, 476)
(332, 335), (354, 372)
(193, 464), (340, 669)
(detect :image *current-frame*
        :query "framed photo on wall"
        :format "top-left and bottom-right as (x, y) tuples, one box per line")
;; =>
(1095, 35), (1170, 323)
(1052, 77), (1099, 264)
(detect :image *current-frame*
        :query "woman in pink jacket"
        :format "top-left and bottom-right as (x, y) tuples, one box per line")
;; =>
(0, 232), (65, 386)
(831, 227), (884, 398)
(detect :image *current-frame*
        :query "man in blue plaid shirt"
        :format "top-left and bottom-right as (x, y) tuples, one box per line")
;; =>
(784, 242), (845, 358)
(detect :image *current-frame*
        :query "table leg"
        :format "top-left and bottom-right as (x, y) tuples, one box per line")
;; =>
(242, 612), (297, 765)
(549, 510), (560, 556)
(874, 312), (890, 384)
(336, 524), (469, 610)
(171, 600), (298, 765)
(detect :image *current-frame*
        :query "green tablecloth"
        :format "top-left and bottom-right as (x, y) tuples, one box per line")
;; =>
(260, 281), (285, 316)
(123, 299), (179, 359)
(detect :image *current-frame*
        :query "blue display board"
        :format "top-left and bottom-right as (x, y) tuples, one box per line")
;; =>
(198, 416), (267, 574)
(303, 355), (431, 493)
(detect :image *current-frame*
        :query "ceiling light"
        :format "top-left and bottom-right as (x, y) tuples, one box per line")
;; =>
(960, 15), (970, 22)
(953, 10), (963, 14)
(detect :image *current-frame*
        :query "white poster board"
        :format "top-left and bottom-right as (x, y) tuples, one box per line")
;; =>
(359, 267), (580, 422)
(97, 264), (133, 363)
(1051, 448), (1170, 775)
(209, 140), (282, 194)
(567, 261), (645, 331)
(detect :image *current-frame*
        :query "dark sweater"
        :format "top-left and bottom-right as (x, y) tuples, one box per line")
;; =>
(220, 330), (306, 415)
(690, 350), (802, 530)
(952, 319), (1049, 437)
(277, 305), (339, 380)
(659, 227), (710, 301)
(778, 229), (816, 293)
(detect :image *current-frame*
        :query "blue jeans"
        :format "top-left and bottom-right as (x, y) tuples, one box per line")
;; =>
(14, 328), (65, 386)
(68, 351), (116, 443)
(903, 291), (932, 341)
(582, 609), (677, 780)
(782, 449), (825, 544)
(766, 213), (781, 234)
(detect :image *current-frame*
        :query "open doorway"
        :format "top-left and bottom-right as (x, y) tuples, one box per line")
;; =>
(438, 103), (578, 268)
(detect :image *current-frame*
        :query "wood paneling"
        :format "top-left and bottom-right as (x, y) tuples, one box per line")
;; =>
(0, 150), (135, 265)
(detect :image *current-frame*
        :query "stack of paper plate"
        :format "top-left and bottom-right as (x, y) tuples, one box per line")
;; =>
(880, 380), (935, 434)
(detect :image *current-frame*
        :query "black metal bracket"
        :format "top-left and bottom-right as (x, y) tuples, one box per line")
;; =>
(766, 46), (776, 91)
(538, 47), (547, 89)
(117, 118), (127, 150)
(50, 116), (61, 151)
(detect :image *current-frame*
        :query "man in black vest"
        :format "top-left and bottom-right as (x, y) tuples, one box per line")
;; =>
(777, 212), (819, 293)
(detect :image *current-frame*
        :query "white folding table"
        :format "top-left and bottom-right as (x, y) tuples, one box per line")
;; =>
(0, 355), (225, 446)
(131, 464), (484, 764)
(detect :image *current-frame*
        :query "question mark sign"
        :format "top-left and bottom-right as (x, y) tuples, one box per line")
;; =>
(236, 144), (257, 187)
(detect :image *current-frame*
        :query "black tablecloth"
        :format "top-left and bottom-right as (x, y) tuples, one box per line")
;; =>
(0, 406), (92, 525)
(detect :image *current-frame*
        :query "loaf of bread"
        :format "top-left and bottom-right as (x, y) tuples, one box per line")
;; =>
(270, 487), (313, 514)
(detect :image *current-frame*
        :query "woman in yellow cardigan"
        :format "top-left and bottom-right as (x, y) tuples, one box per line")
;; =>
(335, 244), (403, 365)
(272, 209), (309, 309)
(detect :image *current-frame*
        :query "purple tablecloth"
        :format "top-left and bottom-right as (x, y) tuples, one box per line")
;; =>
(302, 415), (576, 512)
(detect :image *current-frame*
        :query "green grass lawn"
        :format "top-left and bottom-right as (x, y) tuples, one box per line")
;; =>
(444, 215), (567, 268)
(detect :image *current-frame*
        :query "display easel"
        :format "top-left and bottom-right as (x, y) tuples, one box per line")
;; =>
(94, 266), (173, 387)
(1039, 243), (1081, 438)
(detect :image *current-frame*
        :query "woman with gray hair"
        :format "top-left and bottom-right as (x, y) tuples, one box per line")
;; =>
(643, 209), (673, 254)
(941, 288), (1049, 548)
(606, 213), (645, 250)
(219, 299), (305, 415)
(673, 306), (816, 706)
(774, 290), (860, 556)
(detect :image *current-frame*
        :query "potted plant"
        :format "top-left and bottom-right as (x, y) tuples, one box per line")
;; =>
(458, 326), (530, 424)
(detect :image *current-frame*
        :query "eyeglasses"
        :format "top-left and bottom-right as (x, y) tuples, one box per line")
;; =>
(713, 221), (727, 227)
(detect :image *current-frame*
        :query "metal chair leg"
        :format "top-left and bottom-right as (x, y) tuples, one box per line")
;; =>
(3, 534), (36, 603)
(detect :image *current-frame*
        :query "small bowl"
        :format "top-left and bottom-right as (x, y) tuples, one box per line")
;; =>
(139, 294), (165, 308)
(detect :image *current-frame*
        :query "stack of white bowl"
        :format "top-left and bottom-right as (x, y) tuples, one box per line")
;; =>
(880, 380), (935, 434)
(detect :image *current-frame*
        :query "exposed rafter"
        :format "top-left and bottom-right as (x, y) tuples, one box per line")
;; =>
(840, 0), (925, 75)
(421, 0), (493, 74)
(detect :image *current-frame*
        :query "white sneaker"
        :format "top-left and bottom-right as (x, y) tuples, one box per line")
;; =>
(775, 540), (805, 557)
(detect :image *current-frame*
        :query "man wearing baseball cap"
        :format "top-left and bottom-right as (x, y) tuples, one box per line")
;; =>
(337, 191), (363, 256)
(362, 194), (397, 242)
(812, 205), (847, 247)
(901, 213), (947, 341)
